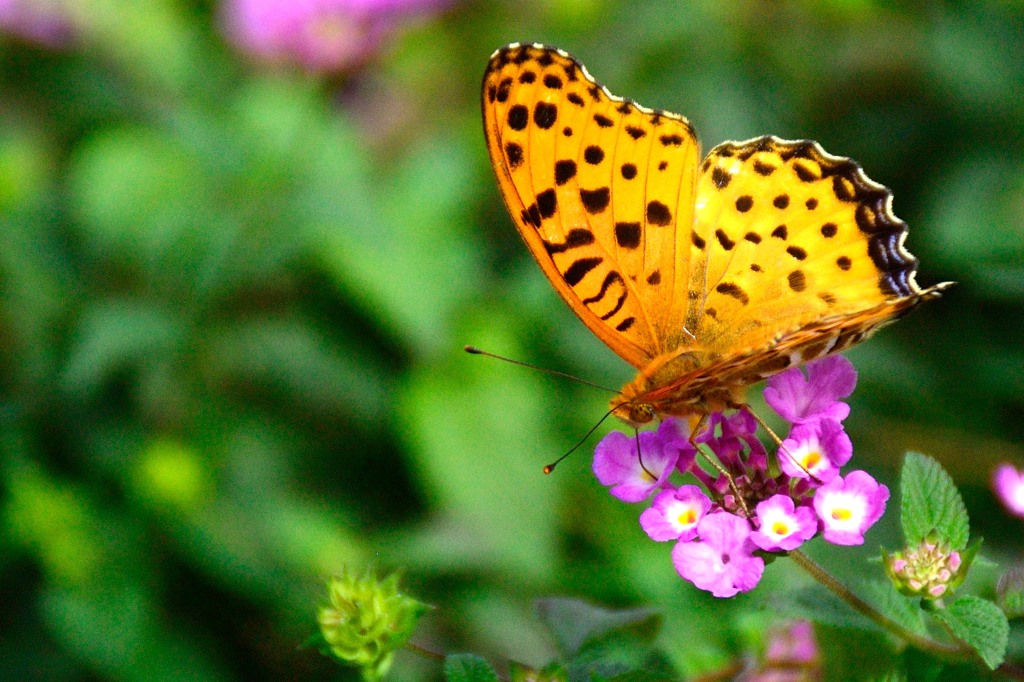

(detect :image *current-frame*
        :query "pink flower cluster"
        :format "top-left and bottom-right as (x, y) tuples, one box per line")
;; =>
(221, 0), (451, 73)
(0, 0), (75, 46)
(594, 356), (890, 598)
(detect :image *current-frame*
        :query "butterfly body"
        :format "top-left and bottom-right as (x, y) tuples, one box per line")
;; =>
(482, 43), (952, 426)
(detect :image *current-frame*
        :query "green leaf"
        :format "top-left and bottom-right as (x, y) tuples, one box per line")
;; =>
(931, 596), (1008, 669)
(444, 654), (500, 682)
(864, 581), (928, 637)
(899, 452), (969, 549)
(997, 565), (1024, 620)
(773, 585), (880, 633)
(535, 597), (660, 658)
(509, 661), (566, 682)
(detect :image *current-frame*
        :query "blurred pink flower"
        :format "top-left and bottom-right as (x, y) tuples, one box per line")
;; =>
(994, 463), (1024, 517)
(0, 0), (75, 46)
(745, 621), (820, 682)
(221, 0), (451, 73)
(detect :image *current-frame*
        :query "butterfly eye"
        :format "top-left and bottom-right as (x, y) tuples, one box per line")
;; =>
(628, 403), (656, 426)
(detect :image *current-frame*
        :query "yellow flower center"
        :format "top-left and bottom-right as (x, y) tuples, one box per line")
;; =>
(678, 509), (696, 525)
(771, 521), (790, 535)
(831, 508), (852, 521)
(802, 450), (822, 469)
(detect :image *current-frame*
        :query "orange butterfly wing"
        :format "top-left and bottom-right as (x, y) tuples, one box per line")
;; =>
(483, 43), (700, 369)
(483, 43), (952, 422)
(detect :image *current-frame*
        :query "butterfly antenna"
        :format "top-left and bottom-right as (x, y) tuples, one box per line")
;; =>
(464, 346), (619, 394)
(542, 404), (619, 474)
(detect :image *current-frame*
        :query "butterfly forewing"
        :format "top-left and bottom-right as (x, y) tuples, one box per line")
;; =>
(483, 43), (701, 368)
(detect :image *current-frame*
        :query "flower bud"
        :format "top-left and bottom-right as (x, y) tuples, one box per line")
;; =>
(317, 568), (427, 680)
(884, 533), (975, 600)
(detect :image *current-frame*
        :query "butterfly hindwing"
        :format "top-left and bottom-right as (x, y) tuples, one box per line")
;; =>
(686, 136), (947, 357)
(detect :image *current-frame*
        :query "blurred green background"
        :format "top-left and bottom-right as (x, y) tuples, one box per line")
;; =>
(2, 1), (1022, 680)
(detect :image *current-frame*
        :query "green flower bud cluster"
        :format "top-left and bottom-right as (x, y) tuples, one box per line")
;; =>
(318, 569), (427, 681)
(884, 533), (975, 600)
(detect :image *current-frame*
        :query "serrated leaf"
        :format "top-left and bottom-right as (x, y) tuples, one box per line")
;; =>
(444, 654), (500, 682)
(931, 596), (1008, 669)
(899, 452), (969, 549)
(535, 598), (660, 658)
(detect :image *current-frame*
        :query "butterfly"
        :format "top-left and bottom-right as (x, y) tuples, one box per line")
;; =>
(482, 43), (952, 427)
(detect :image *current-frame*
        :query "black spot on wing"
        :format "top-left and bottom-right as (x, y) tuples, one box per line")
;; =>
(614, 222), (642, 249)
(584, 145), (605, 165)
(582, 271), (624, 307)
(788, 270), (807, 292)
(646, 201), (672, 226)
(716, 282), (749, 305)
(555, 160), (577, 186)
(504, 142), (524, 170)
(712, 167), (731, 188)
(793, 161), (819, 182)
(715, 229), (735, 250)
(521, 203), (541, 228)
(496, 77), (512, 102)
(580, 187), (610, 214)
(507, 104), (528, 130)
(536, 189), (557, 219)
(564, 257), (602, 286)
(786, 245), (807, 261)
(594, 113), (614, 127)
(625, 125), (646, 140)
(544, 229), (595, 254)
(533, 102), (557, 129)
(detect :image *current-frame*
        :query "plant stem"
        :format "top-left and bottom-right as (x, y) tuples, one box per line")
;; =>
(788, 549), (970, 660)
(404, 641), (447, 663)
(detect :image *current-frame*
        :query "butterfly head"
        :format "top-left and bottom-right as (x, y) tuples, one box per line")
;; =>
(611, 399), (657, 428)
